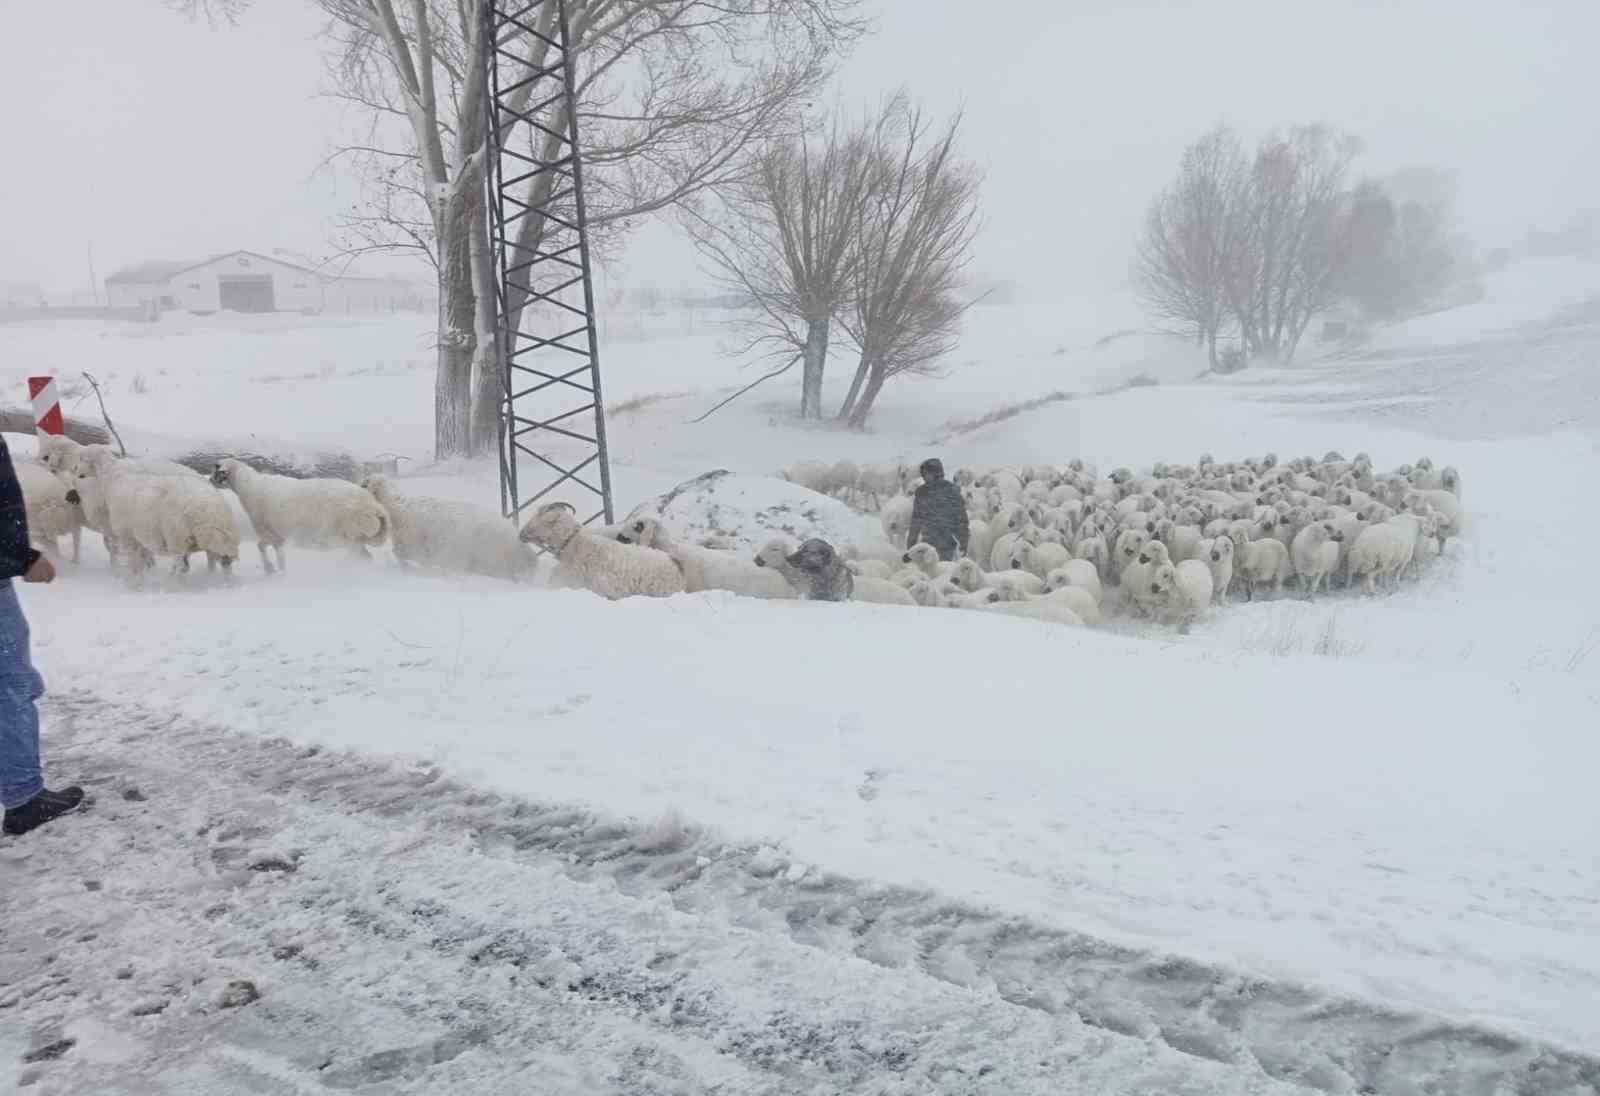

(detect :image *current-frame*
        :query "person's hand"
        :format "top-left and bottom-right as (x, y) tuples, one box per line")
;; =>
(23, 556), (56, 584)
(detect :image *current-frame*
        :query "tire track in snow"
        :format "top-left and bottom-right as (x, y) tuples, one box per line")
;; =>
(11, 689), (1599, 1095)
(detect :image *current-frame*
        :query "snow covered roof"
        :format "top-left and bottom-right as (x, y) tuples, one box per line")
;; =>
(105, 250), (329, 285)
(104, 259), (200, 285)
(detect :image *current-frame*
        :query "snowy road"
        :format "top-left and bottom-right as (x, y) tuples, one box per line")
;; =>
(4, 692), (1595, 1094)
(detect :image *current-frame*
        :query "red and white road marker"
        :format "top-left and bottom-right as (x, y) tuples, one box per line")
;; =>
(29, 376), (64, 436)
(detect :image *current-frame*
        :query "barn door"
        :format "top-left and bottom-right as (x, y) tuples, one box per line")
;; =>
(218, 275), (275, 313)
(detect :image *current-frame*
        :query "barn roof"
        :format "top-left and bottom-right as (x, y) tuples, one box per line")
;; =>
(106, 250), (329, 285)
(104, 259), (200, 285)
(167, 250), (325, 279)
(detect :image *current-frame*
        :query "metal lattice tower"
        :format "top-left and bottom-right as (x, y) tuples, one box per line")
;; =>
(484, 0), (613, 526)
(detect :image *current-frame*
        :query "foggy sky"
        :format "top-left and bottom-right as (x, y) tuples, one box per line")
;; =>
(3, 0), (1596, 297)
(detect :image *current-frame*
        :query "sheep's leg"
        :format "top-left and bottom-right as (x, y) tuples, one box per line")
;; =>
(206, 552), (218, 573)
(70, 527), (81, 565)
(258, 541), (279, 575)
(275, 544), (287, 573)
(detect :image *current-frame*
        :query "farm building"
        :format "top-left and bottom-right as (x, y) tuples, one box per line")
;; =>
(103, 250), (424, 315)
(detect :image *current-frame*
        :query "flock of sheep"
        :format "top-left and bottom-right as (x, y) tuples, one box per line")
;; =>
(508, 448), (1464, 636)
(765, 451), (1463, 630)
(16, 433), (1462, 638)
(22, 435), (534, 584)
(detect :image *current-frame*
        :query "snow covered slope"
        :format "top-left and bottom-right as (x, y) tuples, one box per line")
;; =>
(3, 258), (1600, 1089)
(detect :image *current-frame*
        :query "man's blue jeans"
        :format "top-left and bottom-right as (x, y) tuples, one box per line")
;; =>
(0, 581), (46, 810)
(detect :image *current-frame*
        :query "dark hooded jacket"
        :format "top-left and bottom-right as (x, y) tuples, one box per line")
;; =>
(906, 471), (969, 559)
(0, 436), (41, 581)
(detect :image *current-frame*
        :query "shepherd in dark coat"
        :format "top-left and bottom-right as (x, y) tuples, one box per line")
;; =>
(905, 458), (969, 561)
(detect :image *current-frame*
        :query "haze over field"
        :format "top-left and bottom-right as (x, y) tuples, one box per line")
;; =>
(2, 0), (1596, 295)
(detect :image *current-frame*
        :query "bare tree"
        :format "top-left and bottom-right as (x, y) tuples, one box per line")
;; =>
(835, 101), (979, 427)
(1235, 125), (1360, 362)
(1143, 123), (1360, 368)
(1136, 126), (1245, 370)
(1338, 178), (1461, 321)
(194, 1), (863, 456)
(682, 115), (880, 419)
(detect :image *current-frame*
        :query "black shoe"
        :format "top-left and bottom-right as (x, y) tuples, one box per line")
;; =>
(3, 786), (86, 837)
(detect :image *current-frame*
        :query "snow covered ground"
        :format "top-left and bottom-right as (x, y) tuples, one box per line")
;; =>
(3, 259), (1599, 1092)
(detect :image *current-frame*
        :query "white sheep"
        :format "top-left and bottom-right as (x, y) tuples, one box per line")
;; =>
(1290, 521), (1344, 598)
(1345, 513), (1428, 595)
(979, 599), (1083, 627)
(70, 445), (204, 484)
(1043, 560), (1103, 606)
(845, 558), (896, 581)
(850, 575), (919, 606)
(1008, 540), (1071, 582)
(361, 475), (536, 583)
(211, 458), (389, 573)
(1120, 540), (1170, 617)
(951, 557), (1044, 597)
(618, 516), (791, 599)
(941, 586), (1002, 610)
(96, 464), (241, 579)
(1033, 583), (1102, 626)
(16, 461), (83, 562)
(1150, 560), (1213, 632)
(36, 433), (83, 477)
(1228, 528), (1292, 600)
(1111, 527), (1150, 582)
(1195, 536), (1234, 605)
(965, 518), (996, 573)
(901, 541), (958, 579)
(1403, 488), (1462, 548)
(520, 502), (685, 599)
(879, 494), (915, 547)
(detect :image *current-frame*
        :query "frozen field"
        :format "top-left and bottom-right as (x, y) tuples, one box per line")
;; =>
(2, 259), (1598, 1093)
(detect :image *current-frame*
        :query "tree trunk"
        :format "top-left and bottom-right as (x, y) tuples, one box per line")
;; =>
(1206, 327), (1219, 372)
(435, 191), (477, 459)
(800, 315), (830, 419)
(836, 348), (871, 420)
(467, 184), (503, 458)
(845, 361), (887, 429)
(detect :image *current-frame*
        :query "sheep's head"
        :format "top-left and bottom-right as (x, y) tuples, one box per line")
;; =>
(210, 461), (237, 489)
(616, 517), (656, 546)
(1209, 537), (1233, 563)
(1137, 541), (1170, 567)
(1116, 529), (1148, 562)
(952, 558), (983, 591)
(359, 473), (390, 498)
(904, 542), (939, 572)
(1149, 563), (1177, 599)
(519, 501), (578, 547)
(751, 539), (791, 569)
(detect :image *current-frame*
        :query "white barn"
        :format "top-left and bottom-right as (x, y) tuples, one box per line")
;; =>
(170, 251), (325, 313)
(103, 250), (425, 316)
